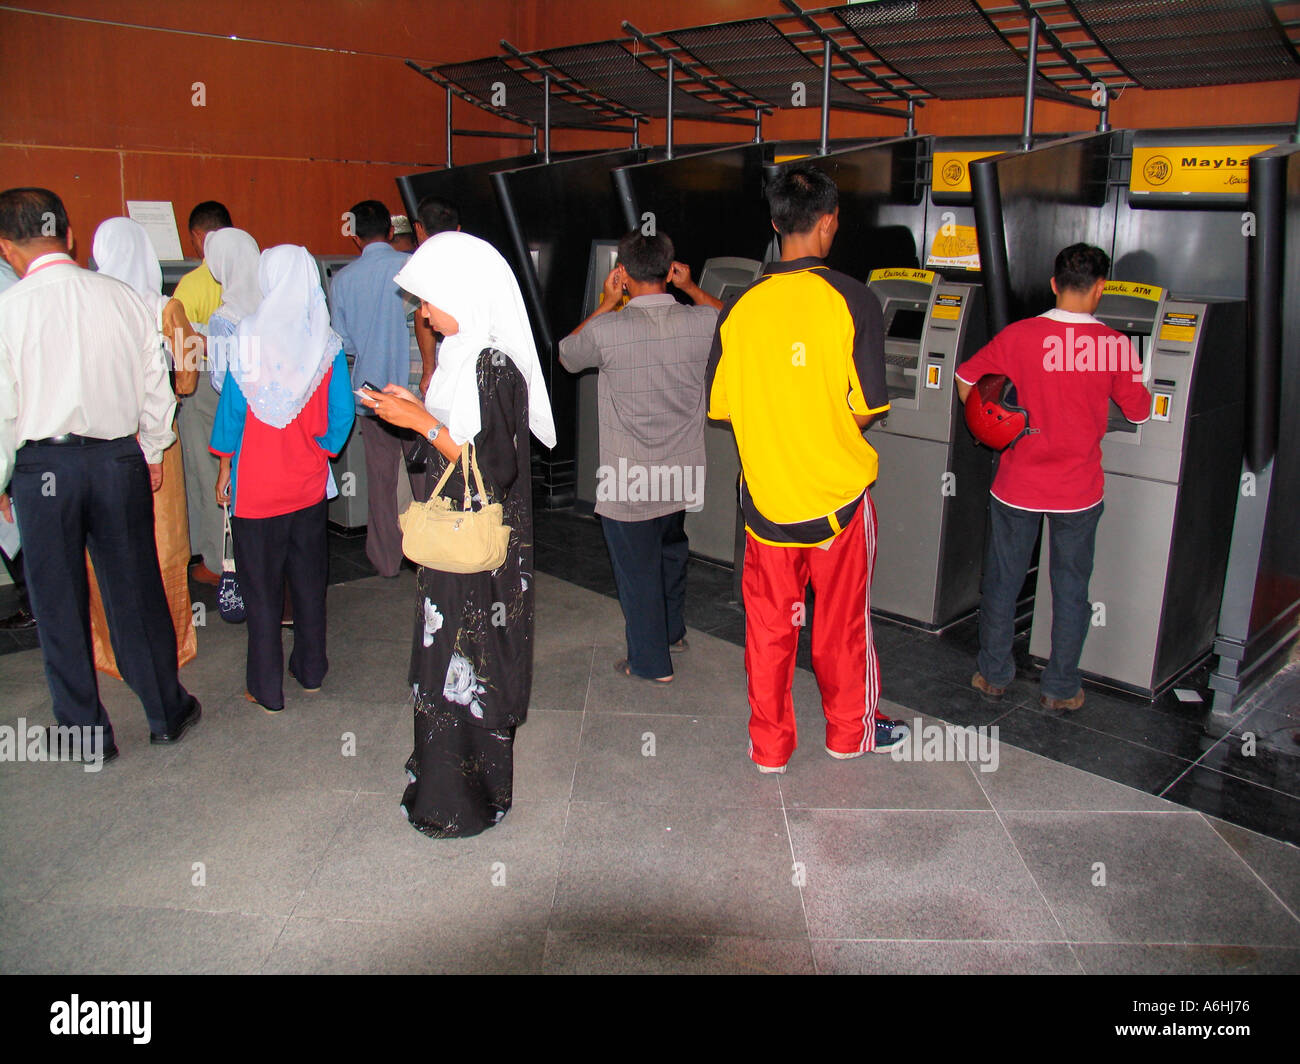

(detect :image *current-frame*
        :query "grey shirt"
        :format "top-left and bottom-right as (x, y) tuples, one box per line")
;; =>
(559, 293), (717, 521)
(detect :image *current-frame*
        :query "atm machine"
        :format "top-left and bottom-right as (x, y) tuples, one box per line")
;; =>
(573, 239), (622, 512)
(865, 268), (990, 628)
(316, 254), (367, 530)
(1029, 284), (1245, 697)
(686, 256), (762, 565)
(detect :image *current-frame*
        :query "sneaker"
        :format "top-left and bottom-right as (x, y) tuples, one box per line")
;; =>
(872, 716), (911, 753)
(971, 671), (1005, 701)
(1040, 689), (1085, 711)
(755, 761), (787, 775)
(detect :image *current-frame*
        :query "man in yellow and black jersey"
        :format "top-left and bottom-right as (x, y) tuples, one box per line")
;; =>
(706, 162), (909, 772)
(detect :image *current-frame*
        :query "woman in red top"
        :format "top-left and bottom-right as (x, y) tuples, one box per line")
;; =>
(210, 245), (355, 712)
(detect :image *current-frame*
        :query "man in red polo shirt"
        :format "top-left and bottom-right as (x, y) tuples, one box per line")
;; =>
(956, 243), (1152, 711)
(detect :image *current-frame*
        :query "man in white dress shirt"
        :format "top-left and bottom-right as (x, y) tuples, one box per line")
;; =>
(0, 188), (201, 760)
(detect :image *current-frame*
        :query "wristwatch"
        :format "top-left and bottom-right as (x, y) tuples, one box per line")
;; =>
(426, 420), (442, 445)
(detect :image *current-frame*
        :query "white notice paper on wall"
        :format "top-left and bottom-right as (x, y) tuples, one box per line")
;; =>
(126, 201), (185, 262)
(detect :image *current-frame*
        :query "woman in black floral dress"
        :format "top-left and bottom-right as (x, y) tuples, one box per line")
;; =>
(360, 233), (555, 838)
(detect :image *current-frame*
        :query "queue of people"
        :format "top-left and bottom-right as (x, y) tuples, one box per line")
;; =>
(0, 163), (1149, 838)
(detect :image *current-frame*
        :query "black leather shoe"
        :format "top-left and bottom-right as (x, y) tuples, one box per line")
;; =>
(0, 607), (36, 630)
(45, 726), (118, 764)
(150, 699), (202, 744)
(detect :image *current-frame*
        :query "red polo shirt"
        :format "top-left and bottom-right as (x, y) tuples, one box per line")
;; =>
(956, 309), (1153, 512)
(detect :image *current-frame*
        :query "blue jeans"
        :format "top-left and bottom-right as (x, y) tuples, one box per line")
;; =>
(977, 497), (1103, 699)
(602, 510), (689, 680)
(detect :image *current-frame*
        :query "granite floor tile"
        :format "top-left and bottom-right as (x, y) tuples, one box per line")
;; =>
(0, 898), (286, 975)
(814, 938), (1081, 975)
(1072, 942), (1300, 975)
(787, 808), (1064, 942)
(550, 802), (807, 938)
(543, 930), (815, 974)
(1001, 810), (1300, 946)
(292, 795), (567, 928)
(570, 712), (779, 808)
(1203, 815), (1300, 914)
(261, 915), (547, 974)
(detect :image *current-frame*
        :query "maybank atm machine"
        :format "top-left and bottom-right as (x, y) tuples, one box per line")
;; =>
(865, 267), (990, 628)
(1029, 282), (1245, 697)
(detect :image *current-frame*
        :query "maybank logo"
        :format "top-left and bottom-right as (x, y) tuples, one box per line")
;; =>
(1142, 155), (1172, 186)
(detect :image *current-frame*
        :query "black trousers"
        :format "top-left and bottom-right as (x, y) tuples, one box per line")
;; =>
(231, 499), (329, 709)
(601, 510), (689, 680)
(10, 436), (194, 745)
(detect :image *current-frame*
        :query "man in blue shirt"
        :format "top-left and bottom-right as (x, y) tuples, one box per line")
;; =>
(329, 200), (417, 577)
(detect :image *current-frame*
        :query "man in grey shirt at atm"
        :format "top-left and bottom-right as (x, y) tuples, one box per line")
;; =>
(559, 230), (721, 683)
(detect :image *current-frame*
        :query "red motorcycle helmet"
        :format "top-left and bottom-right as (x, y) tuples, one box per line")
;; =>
(964, 374), (1035, 450)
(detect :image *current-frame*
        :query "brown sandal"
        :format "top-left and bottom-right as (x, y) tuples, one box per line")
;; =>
(613, 659), (673, 684)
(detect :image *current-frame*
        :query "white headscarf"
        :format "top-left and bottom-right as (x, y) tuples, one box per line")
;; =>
(92, 217), (166, 318)
(393, 231), (555, 449)
(206, 228), (262, 323)
(233, 245), (341, 430)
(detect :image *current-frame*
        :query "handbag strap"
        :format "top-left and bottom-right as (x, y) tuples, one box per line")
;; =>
(429, 442), (491, 511)
(222, 503), (234, 562)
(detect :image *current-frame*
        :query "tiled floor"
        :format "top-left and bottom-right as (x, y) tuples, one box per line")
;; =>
(0, 533), (1297, 973)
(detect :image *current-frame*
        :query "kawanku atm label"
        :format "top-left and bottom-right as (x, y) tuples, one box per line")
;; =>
(869, 268), (935, 284)
(932, 150), (1003, 195)
(931, 293), (963, 320)
(1159, 311), (1199, 343)
(1131, 145), (1273, 195)
(1103, 281), (1163, 302)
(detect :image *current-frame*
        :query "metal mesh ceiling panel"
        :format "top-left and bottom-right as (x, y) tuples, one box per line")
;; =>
(539, 40), (726, 118)
(435, 57), (622, 127)
(667, 18), (884, 110)
(831, 0), (1060, 99)
(1066, 0), (1300, 87)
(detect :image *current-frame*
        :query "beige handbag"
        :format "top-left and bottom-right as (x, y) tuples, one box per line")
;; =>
(399, 443), (511, 574)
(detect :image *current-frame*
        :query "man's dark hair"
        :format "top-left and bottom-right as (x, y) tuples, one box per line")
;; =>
(349, 200), (392, 241)
(0, 187), (69, 242)
(188, 200), (232, 233)
(766, 163), (838, 236)
(617, 230), (674, 283)
(416, 196), (459, 237)
(1053, 243), (1110, 293)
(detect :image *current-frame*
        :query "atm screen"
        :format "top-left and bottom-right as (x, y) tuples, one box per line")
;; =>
(1105, 332), (1148, 435)
(886, 307), (926, 342)
(582, 240), (621, 320)
(717, 283), (749, 302)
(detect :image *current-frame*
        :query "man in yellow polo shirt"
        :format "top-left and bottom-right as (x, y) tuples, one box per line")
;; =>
(175, 200), (229, 585)
(706, 163), (908, 773)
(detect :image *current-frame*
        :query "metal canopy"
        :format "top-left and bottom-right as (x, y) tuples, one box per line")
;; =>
(434, 56), (629, 131)
(1061, 0), (1300, 89)
(534, 39), (730, 119)
(830, 0), (1066, 100)
(664, 17), (898, 112)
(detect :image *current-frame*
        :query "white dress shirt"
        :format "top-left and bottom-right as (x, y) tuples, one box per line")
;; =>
(0, 252), (176, 490)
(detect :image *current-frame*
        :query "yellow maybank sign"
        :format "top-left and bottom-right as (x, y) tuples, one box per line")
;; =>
(1131, 145), (1274, 196)
(932, 151), (1003, 195)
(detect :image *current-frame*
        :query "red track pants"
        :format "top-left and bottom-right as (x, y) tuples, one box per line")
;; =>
(741, 492), (881, 768)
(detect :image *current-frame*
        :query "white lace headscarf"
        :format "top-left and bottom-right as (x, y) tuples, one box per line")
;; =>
(92, 217), (166, 319)
(232, 245), (341, 429)
(392, 231), (555, 448)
